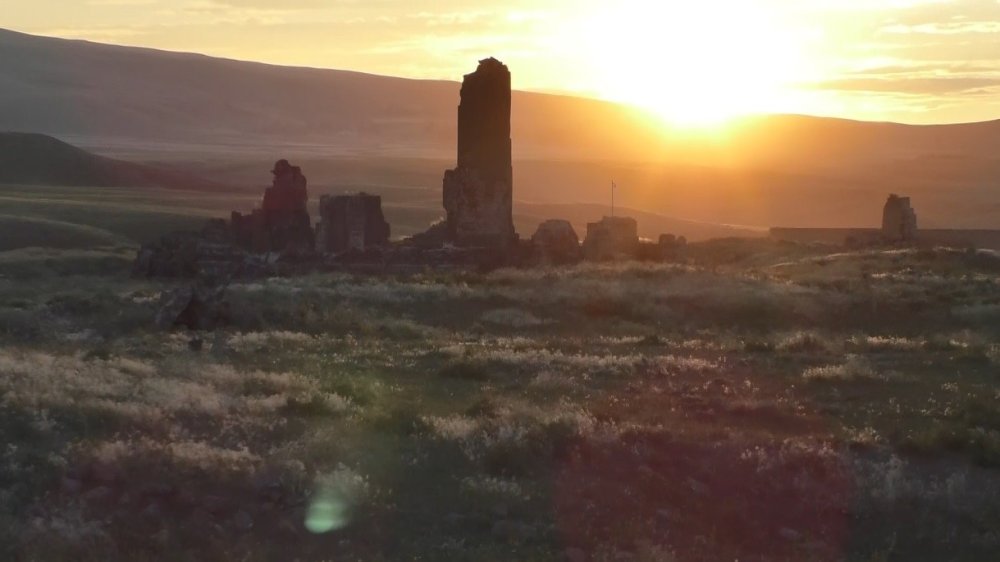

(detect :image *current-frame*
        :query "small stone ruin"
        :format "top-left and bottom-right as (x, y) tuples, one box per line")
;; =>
(882, 194), (918, 242)
(658, 234), (688, 262)
(530, 219), (581, 264)
(316, 193), (391, 254)
(231, 159), (314, 254)
(442, 58), (516, 248)
(583, 216), (640, 261)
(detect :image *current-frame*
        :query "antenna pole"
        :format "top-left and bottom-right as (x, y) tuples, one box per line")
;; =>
(611, 181), (616, 217)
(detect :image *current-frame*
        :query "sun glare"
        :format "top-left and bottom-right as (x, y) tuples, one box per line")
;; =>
(574, 0), (811, 129)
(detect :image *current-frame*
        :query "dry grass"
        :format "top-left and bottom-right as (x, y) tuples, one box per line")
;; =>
(1, 243), (998, 561)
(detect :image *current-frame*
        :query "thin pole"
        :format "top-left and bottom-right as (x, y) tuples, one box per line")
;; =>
(611, 181), (616, 217)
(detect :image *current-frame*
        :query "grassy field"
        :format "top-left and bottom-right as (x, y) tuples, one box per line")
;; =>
(0, 202), (998, 561)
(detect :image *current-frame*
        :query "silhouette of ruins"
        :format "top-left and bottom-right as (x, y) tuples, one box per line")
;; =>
(133, 57), (695, 280)
(316, 193), (390, 254)
(882, 194), (917, 242)
(772, 193), (1000, 249)
(231, 159), (314, 253)
(443, 58), (517, 247)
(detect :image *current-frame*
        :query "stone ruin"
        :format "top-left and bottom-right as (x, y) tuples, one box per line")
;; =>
(882, 194), (918, 242)
(583, 216), (640, 261)
(658, 234), (688, 262)
(316, 193), (391, 254)
(530, 220), (581, 264)
(231, 159), (314, 254)
(134, 58), (695, 294)
(442, 58), (517, 248)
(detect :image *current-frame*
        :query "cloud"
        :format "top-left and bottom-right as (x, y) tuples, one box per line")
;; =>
(812, 76), (1000, 95)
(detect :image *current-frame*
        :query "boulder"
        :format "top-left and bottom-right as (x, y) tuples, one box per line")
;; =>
(156, 283), (230, 331)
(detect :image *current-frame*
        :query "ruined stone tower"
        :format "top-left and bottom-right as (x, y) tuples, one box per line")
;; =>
(443, 58), (516, 247)
(882, 194), (918, 242)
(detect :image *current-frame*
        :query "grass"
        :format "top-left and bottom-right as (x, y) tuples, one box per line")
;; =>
(1, 198), (999, 560)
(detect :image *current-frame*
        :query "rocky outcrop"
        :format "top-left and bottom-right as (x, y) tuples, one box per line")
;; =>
(882, 194), (917, 242)
(316, 193), (390, 254)
(583, 217), (639, 261)
(442, 58), (516, 248)
(530, 220), (581, 264)
(232, 160), (314, 253)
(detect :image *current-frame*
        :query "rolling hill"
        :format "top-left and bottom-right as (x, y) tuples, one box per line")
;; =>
(0, 132), (223, 190)
(1, 27), (999, 232)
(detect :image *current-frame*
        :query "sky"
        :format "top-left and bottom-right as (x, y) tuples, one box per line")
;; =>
(5, 0), (1000, 125)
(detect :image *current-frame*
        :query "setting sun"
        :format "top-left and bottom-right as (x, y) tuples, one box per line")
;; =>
(573, 0), (813, 127)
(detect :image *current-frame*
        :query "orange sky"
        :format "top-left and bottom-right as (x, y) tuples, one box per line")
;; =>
(6, 0), (1000, 125)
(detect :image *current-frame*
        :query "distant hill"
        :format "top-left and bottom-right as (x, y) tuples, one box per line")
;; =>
(6, 27), (1000, 167)
(0, 132), (221, 189)
(1, 27), (999, 231)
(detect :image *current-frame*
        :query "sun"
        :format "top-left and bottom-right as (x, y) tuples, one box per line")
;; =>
(572, 0), (810, 129)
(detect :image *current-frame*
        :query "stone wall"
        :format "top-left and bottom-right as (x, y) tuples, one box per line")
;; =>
(583, 216), (639, 261)
(316, 193), (390, 254)
(882, 194), (918, 241)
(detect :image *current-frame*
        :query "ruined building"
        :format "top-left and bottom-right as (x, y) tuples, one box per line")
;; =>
(442, 58), (517, 247)
(232, 159), (314, 253)
(882, 194), (918, 241)
(316, 193), (391, 254)
(583, 216), (639, 261)
(531, 219), (581, 264)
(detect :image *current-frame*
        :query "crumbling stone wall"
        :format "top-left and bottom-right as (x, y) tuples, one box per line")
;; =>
(442, 58), (516, 248)
(583, 216), (639, 261)
(316, 193), (390, 254)
(882, 194), (918, 242)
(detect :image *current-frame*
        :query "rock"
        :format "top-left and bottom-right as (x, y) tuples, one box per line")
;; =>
(231, 510), (254, 532)
(133, 225), (245, 280)
(316, 193), (390, 254)
(156, 283), (230, 331)
(583, 216), (639, 261)
(83, 486), (114, 504)
(491, 519), (535, 543)
(60, 476), (82, 494)
(779, 527), (802, 542)
(882, 193), (918, 242)
(89, 461), (121, 484)
(442, 58), (516, 248)
(142, 501), (164, 519)
(202, 495), (230, 515)
(686, 477), (709, 496)
(565, 547), (587, 562)
(530, 219), (581, 264)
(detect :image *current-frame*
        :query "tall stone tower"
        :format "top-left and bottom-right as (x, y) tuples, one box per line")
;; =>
(882, 194), (918, 241)
(443, 58), (516, 247)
